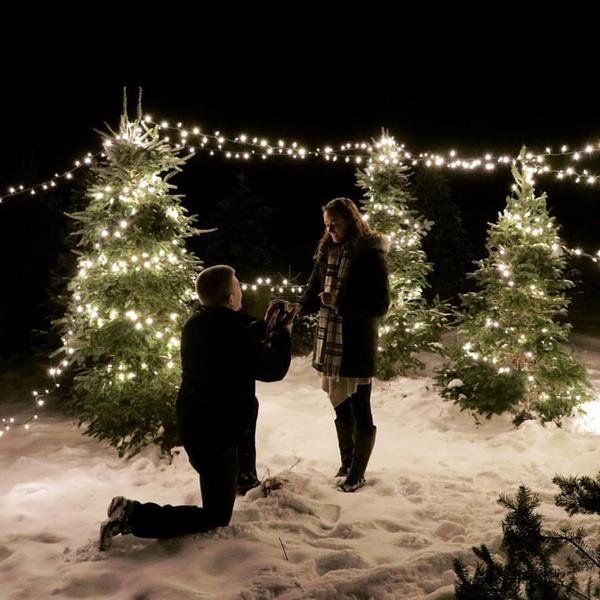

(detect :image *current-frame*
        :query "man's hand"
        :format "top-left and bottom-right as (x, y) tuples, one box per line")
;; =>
(265, 300), (300, 333)
(278, 303), (300, 333)
(287, 302), (302, 316)
(265, 300), (285, 328)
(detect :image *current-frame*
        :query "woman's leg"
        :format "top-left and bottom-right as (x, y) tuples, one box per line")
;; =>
(334, 397), (355, 477)
(340, 384), (376, 492)
(349, 383), (374, 430)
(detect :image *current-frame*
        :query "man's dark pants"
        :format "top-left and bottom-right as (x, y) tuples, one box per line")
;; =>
(127, 444), (238, 538)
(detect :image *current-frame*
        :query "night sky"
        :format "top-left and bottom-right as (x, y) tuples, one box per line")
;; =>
(2, 19), (600, 355)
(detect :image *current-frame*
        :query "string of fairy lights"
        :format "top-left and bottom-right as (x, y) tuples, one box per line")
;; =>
(4, 114), (600, 203)
(3, 118), (600, 438)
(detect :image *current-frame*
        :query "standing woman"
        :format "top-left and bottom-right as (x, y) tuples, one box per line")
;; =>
(298, 197), (390, 492)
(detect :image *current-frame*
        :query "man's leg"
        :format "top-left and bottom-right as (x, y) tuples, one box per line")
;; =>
(123, 445), (238, 539)
(199, 446), (239, 525)
(237, 397), (260, 495)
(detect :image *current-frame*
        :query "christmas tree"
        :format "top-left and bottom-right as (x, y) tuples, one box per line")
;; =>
(53, 103), (202, 455)
(356, 133), (446, 377)
(437, 154), (592, 423)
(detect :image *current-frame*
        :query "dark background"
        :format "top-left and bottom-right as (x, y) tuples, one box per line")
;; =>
(2, 13), (600, 357)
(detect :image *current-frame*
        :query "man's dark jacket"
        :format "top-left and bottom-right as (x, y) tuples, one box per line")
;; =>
(176, 306), (291, 451)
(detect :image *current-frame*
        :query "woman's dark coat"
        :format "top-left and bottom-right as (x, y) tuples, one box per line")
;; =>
(300, 234), (390, 377)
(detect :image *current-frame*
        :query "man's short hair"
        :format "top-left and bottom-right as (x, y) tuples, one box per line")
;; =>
(195, 265), (235, 306)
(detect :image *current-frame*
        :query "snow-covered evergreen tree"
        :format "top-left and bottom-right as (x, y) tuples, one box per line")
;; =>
(357, 134), (446, 377)
(438, 155), (592, 422)
(54, 108), (202, 455)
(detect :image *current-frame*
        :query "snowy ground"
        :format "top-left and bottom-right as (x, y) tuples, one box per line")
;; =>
(2, 339), (600, 599)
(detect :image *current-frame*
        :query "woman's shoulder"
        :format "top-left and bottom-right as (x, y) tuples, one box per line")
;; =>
(354, 232), (389, 254)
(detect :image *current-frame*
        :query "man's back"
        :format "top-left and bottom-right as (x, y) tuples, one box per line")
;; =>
(176, 306), (290, 449)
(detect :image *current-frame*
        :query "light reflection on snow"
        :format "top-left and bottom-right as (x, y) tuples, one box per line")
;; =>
(573, 398), (600, 434)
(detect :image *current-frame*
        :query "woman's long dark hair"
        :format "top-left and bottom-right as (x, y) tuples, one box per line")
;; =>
(314, 197), (375, 259)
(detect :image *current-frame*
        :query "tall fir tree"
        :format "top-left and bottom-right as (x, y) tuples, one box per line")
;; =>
(53, 108), (202, 455)
(413, 169), (473, 304)
(356, 134), (446, 377)
(437, 155), (592, 423)
(198, 173), (276, 280)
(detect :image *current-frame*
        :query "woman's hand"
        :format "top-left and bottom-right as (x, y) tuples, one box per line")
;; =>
(319, 292), (336, 308)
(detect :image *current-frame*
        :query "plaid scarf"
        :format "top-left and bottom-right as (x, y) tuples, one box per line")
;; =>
(313, 242), (352, 378)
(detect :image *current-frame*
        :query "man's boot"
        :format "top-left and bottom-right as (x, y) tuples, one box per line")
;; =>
(237, 472), (261, 496)
(99, 496), (134, 550)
